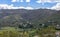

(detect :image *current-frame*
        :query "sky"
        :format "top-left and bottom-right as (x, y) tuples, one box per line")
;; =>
(0, 0), (60, 10)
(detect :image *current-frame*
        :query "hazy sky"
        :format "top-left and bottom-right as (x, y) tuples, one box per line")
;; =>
(0, 0), (60, 10)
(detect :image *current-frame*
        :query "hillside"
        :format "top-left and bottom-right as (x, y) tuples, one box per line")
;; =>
(0, 9), (60, 27)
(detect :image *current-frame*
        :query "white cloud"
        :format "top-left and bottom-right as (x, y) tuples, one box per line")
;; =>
(20, 0), (24, 2)
(11, 0), (24, 2)
(24, 6), (34, 10)
(51, 3), (60, 10)
(36, 0), (60, 3)
(11, 0), (30, 2)
(19, 6), (25, 9)
(26, 0), (30, 2)
(0, 4), (34, 10)
(11, 0), (17, 2)
(0, 4), (14, 9)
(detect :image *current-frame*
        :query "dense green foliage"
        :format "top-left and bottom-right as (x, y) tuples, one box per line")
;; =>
(0, 26), (56, 37)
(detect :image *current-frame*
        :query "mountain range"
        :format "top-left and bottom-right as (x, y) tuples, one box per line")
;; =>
(0, 9), (60, 27)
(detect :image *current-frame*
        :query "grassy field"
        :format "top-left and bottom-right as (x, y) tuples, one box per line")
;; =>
(0, 26), (57, 37)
